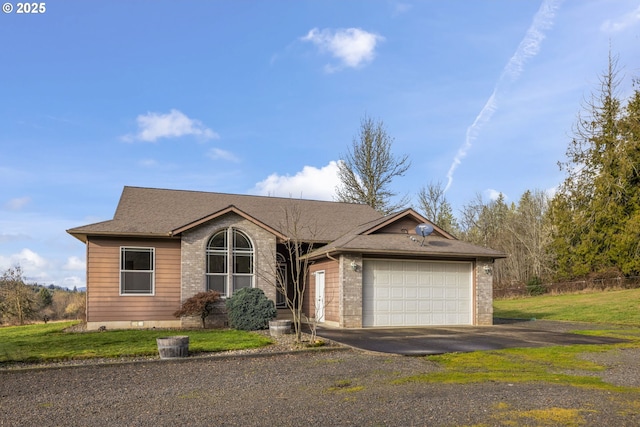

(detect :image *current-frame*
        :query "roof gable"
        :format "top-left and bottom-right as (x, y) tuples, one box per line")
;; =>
(305, 208), (506, 260)
(362, 208), (455, 239)
(171, 205), (287, 240)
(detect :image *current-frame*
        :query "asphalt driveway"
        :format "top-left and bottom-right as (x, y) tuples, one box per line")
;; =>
(316, 319), (626, 355)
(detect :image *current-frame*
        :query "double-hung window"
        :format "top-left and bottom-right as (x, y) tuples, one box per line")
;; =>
(206, 228), (254, 297)
(120, 247), (155, 295)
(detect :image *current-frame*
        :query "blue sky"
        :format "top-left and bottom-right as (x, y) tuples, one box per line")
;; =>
(1, 0), (639, 288)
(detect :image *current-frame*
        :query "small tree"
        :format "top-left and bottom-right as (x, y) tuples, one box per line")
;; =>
(38, 287), (53, 307)
(225, 288), (276, 331)
(416, 181), (460, 235)
(336, 115), (411, 214)
(264, 204), (317, 343)
(64, 291), (87, 320)
(0, 266), (37, 325)
(173, 291), (221, 329)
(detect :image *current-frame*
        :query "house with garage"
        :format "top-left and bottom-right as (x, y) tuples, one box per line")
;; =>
(67, 186), (506, 330)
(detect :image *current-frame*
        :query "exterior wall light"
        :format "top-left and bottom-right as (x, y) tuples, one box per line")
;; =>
(483, 265), (492, 275)
(350, 261), (358, 271)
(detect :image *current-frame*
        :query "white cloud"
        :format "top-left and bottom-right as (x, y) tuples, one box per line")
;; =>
(4, 196), (31, 211)
(0, 248), (49, 271)
(601, 5), (640, 32)
(207, 148), (240, 162)
(485, 189), (506, 201)
(62, 276), (83, 289)
(122, 109), (219, 142)
(63, 256), (85, 271)
(392, 2), (412, 17)
(301, 27), (384, 72)
(139, 158), (158, 167)
(0, 232), (31, 243)
(252, 161), (340, 201)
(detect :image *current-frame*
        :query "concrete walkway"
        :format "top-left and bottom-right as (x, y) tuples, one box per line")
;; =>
(316, 319), (626, 355)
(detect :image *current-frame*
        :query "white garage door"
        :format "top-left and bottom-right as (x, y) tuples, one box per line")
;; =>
(363, 259), (473, 327)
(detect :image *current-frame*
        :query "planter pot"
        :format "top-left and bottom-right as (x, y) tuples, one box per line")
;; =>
(269, 320), (292, 337)
(156, 336), (189, 359)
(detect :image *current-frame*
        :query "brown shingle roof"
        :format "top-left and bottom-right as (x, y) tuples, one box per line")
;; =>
(67, 186), (383, 242)
(67, 186), (507, 260)
(307, 233), (507, 260)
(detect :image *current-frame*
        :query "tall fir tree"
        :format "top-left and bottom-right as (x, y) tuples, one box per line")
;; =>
(550, 55), (640, 277)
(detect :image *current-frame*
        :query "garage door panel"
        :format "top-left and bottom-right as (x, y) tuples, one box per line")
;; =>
(375, 300), (390, 311)
(445, 288), (458, 298)
(405, 313), (417, 324)
(418, 288), (431, 298)
(405, 273), (418, 285)
(390, 300), (404, 311)
(363, 260), (472, 327)
(432, 288), (445, 298)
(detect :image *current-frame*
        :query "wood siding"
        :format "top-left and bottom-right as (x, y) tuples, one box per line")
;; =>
(307, 259), (339, 323)
(86, 237), (181, 322)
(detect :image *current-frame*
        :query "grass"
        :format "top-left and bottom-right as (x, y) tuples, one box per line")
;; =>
(0, 321), (273, 364)
(396, 339), (640, 392)
(494, 287), (640, 325)
(327, 379), (365, 393)
(396, 288), (640, 392)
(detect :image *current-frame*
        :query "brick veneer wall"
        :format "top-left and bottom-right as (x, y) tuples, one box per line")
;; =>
(179, 212), (277, 328)
(340, 253), (363, 327)
(475, 258), (494, 325)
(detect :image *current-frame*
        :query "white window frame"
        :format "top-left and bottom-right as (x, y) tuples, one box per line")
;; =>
(205, 228), (254, 298)
(120, 247), (155, 296)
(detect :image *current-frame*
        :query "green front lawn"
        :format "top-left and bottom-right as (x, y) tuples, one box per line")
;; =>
(0, 322), (273, 364)
(494, 288), (640, 326)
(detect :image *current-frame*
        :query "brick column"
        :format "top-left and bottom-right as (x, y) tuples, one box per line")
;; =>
(475, 258), (494, 325)
(340, 254), (363, 328)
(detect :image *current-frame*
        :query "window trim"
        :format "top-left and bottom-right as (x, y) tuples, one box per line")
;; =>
(205, 228), (255, 298)
(119, 246), (155, 296)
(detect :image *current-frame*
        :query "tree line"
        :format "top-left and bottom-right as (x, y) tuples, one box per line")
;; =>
(0, 266), (86, 326)
(337, 55), (640, 290)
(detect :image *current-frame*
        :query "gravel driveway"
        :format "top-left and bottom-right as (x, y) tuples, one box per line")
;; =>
(2, 350), (640, 426)
(1, 322), (639, 426)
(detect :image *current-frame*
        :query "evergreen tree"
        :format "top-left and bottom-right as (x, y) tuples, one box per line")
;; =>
(550, 55), (640, 277)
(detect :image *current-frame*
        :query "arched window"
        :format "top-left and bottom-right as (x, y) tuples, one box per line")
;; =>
(206, 228), (254, 297)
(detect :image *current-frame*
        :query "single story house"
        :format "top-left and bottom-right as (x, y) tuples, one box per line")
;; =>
(67, 186), (506, 331)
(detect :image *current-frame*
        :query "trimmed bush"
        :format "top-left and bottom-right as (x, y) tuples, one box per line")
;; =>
(225, 288), (276, 331)
(174, 291), (221, 328)
(526, 276), (546, 296)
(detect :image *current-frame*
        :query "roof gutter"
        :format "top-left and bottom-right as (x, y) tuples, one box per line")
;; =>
(304, 247), (507, 261)
(65, 230), (175, 243)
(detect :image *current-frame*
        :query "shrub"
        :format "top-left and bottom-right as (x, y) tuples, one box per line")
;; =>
(174, 291), (221, 328)
(225, 288), (276, 331)
(526, 276), (546, 296)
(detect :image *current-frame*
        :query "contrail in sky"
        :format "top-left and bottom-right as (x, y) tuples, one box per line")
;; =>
(444, 0), (563, 193)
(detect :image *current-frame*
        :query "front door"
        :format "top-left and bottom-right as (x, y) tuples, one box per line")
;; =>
(315, 271), (325, 323)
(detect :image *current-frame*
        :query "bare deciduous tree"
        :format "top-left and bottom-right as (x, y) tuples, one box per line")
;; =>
(267, 204), (317, 343)
(416, 181), (459, 235)
(336, 115), (411, 214)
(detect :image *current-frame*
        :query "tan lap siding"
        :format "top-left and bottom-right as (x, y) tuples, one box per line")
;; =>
(307, 259), (339, 323)
(86, 237), (181, 322)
